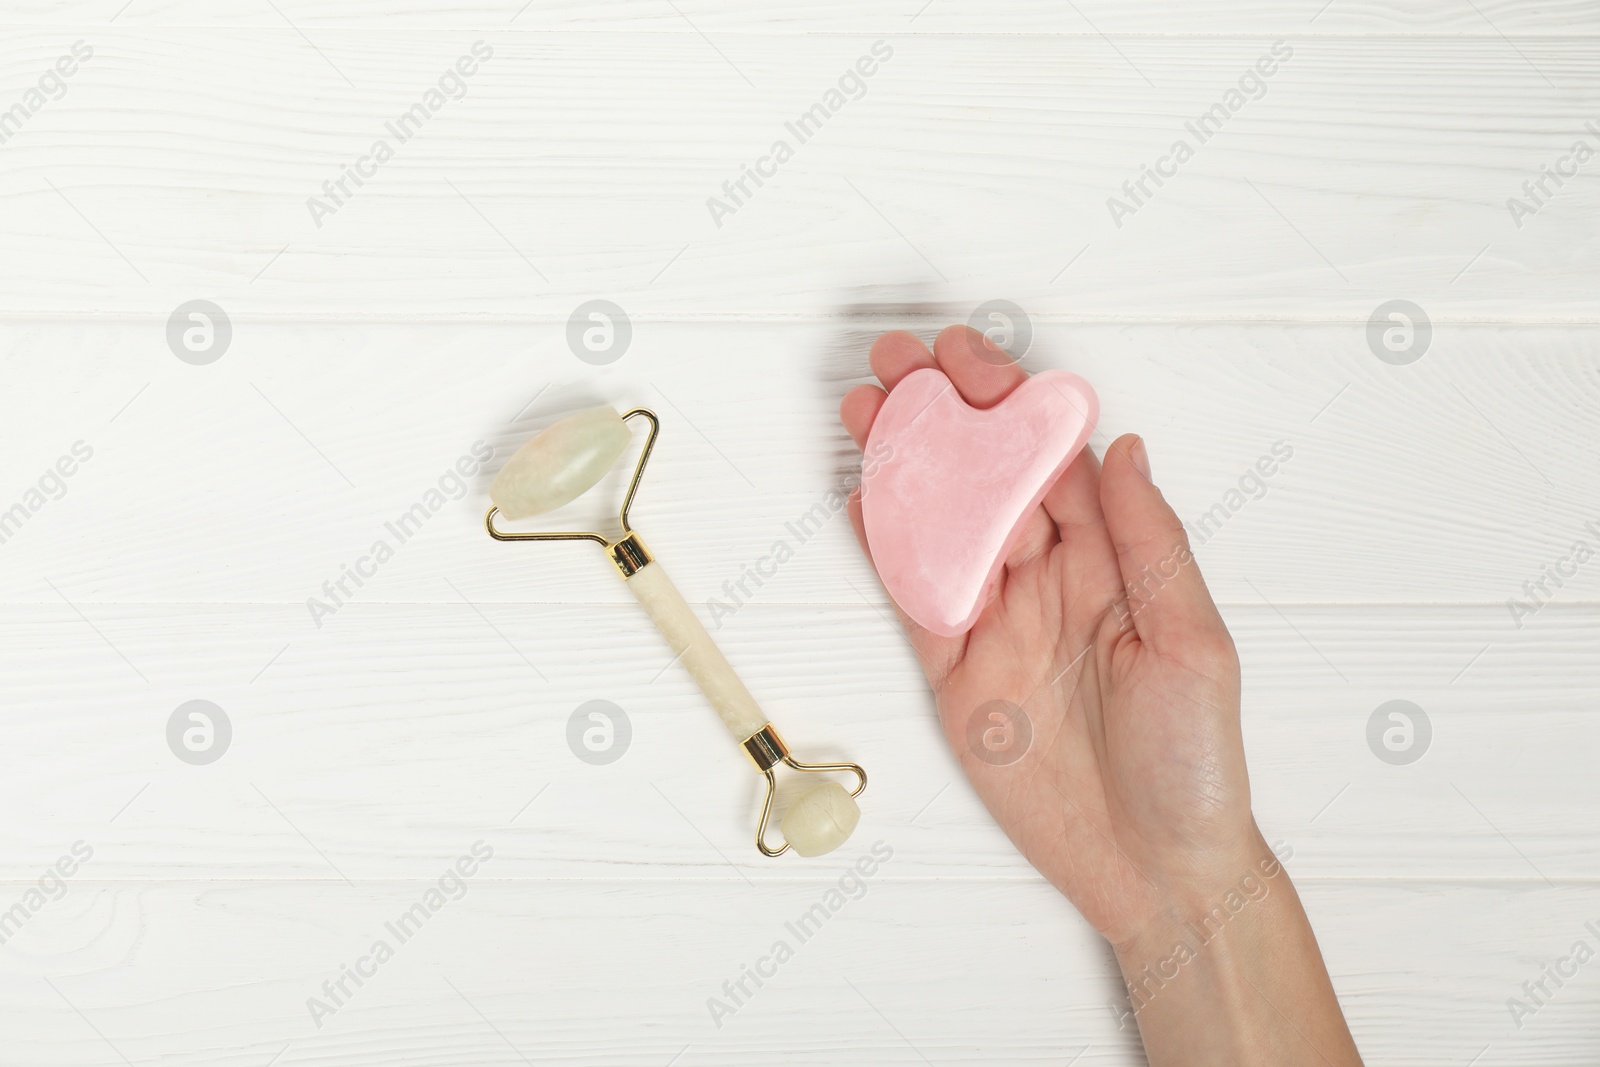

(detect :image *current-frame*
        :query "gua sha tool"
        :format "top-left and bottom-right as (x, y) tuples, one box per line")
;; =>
(862, 367), (1099, 637)
(486, 406), (867, 858)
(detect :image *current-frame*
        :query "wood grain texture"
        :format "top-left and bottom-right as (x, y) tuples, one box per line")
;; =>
(3, 4), (1598, 1064)
(2, 322), (1595, 605)
(0, 33), (1595, 318)
(1, 879), (1596, 1066)
(0, 602), (1595, 881)
(8, 0), (1600, 33)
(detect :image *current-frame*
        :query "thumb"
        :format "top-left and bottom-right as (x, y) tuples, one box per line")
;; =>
(1099, 434), (1229, 656)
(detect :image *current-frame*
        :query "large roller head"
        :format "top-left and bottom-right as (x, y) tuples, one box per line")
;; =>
(490, 406), (631, 519)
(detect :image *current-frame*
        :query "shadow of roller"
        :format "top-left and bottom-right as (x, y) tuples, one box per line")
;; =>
(485, 405), (867, 859)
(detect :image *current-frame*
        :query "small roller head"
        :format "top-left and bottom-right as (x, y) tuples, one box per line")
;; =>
(490, 406), (631, 519)
(780, 780), (862, 857)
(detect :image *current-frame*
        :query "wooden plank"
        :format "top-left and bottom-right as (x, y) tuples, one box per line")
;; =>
(0, 34), (1594, 317)
(1, 321), (1594, 606)
(2, 7), (1595, 1066)
(0, 877), (1593, 1065)
(6, 0), (1600, 34)
(1, 601), (1594, 881)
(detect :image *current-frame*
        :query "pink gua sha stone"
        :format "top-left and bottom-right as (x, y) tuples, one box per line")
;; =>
(862, 367), (1099, 637)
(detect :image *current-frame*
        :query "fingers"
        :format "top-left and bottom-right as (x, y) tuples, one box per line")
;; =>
(842, 324), (1047, 686)
(1004, 506), (1060, 573)
(869, 330), (937, 390)
(1042, 445), (1123, 609)
(840, 384), (887, 449)
(850, 322), (1025, 449)
(850, 331), (930, 454)
(1042, 444), (1107, 539)
(1099, 434), (1230, 655)
(932, 325), (1028, 408)
(853, 323), (1063, 584)
(845, 487), (874, 564)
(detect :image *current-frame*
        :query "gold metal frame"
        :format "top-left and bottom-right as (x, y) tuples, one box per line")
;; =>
(743, 724), (868, 857)
(485, 408), (660, 576)
(484, 405), (868, 858)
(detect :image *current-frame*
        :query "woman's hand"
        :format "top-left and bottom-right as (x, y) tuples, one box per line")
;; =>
(840, 326), (1363, 1066)
(840, 324), (1252, 941)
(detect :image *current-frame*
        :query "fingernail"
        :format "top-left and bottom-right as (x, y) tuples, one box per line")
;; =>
(1130, 436), (1152, 480)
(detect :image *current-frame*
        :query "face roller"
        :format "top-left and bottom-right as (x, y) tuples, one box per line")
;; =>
(486, 406), (867, 858)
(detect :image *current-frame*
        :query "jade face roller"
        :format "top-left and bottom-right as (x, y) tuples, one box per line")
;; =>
(486, 405), (867, 858)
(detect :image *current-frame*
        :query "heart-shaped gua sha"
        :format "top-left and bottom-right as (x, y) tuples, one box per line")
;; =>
(862, 367), (1099, 637)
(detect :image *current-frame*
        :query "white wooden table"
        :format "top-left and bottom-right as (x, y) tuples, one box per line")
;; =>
(1, 3), (1596, 1063)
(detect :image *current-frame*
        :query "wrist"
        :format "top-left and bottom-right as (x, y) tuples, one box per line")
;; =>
(1105, 825), (1363, 1067)
(1113, 820), (1288, 966)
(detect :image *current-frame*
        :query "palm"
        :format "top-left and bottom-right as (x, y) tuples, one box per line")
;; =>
(843, 327), (1254, 945)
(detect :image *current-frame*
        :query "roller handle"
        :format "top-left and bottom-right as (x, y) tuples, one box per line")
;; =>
(623, 560), (770, 742)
